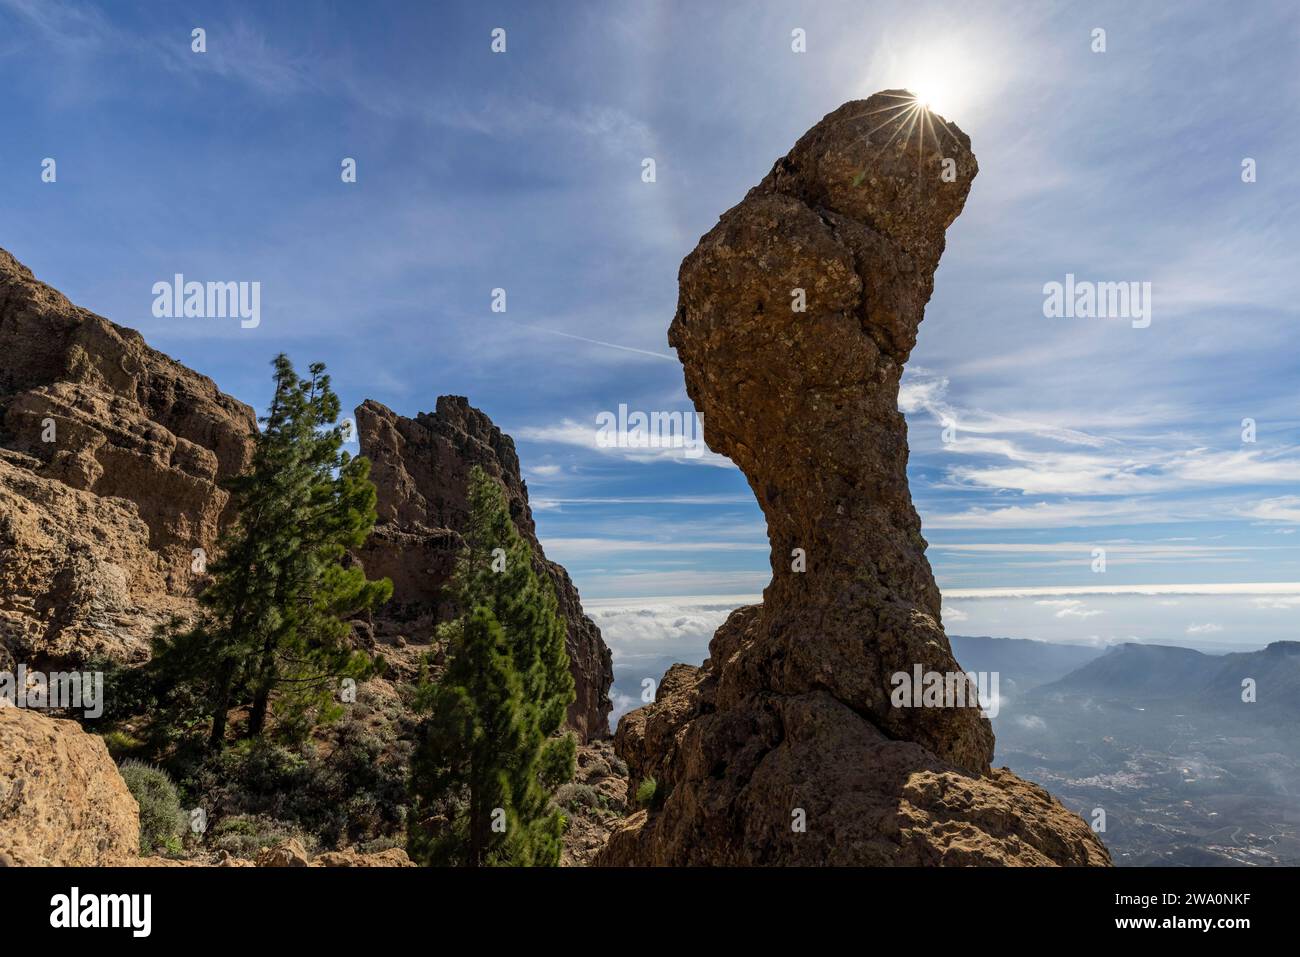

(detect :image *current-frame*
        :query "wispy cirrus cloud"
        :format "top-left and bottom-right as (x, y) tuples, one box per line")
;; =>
(1238, 496), (1300, 525)
(948, 583), (1300, 600)
(515, 419), (735, 469)
(544, 537), (767, 556)
(1, 1), (321, 98)
(0, 0), (114, 52)
(904, 370), (1300, 500)
(154, 20), (322, 97)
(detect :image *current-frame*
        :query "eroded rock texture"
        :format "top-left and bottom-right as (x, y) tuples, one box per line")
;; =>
(0, 249), (256, 669)
(597, 94), (1110, 866)
(0, 707), (140, 865)
(356, 397), (613, 741)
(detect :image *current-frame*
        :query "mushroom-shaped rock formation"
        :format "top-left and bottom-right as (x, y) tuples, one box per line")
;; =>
(597, 93), (1111, 866)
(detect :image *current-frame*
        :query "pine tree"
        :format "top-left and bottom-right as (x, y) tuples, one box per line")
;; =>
(150, 354), (392, 749)
(408, 607), (524, 866)
(408, 466), (576, 866)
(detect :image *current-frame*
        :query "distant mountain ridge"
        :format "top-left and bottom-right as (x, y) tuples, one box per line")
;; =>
(1034, 640), (1300, 718)
(949, 635), (1104, 693)
(990, 638), (1300, 866)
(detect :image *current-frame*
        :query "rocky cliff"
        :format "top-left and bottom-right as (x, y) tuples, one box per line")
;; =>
(0, 249), (611, 744)
(597, 94), (1111, 866)
(0, 249), (256, 670)
(356, 397), (614, 741)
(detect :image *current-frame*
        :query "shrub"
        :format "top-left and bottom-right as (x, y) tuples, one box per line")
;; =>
(119, 760), (186, 855)
(635, 776), (658, 808)
(180, 714), (410, 851)
(555, 782), (600, 812)
(100, 730), (144, 760)
(209, 815), (317, 860)
(356, 835), (402, 854)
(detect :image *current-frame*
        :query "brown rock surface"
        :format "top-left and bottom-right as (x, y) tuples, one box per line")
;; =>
(356, 397), (613, 741)
(596, 94), (1110, 866)
(255, 837), (312, 867)
(136, 843), (415, 867)
(311, 846), (414, 867)
(0, 248), (256, 669)
(0, 707), (140, 865)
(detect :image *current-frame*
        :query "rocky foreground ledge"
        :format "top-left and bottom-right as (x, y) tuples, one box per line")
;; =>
(0, 707), (140, 866)
(0, 707), (414, 867)
(597, 93), (1111, 866)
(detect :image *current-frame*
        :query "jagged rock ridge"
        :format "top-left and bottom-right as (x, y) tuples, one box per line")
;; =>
(597, 94), (1111, 866)
(0, 249), (256, 669)
(0, 249), (612, 744)
(356, 397), (614, 742)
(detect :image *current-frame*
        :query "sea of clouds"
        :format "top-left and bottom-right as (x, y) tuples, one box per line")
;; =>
(588, 585), (1299, 728)
(583, 595), (757, 724)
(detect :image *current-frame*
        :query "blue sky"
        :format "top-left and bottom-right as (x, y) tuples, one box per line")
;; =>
(4, 1), (1300, 689)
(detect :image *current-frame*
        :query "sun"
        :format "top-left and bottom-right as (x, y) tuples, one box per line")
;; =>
(902, 60), (960, 117)
(907, 75), (955, 116)
(892, 38), (980, 119)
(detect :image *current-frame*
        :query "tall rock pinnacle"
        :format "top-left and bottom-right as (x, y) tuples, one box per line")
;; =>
(355, 397), (614, 742)
(598, 93), (1111, 865)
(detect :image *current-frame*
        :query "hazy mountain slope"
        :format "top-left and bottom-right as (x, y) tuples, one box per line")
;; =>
(1034, 640), (1300, 719)
(950, 635), (1104, 692)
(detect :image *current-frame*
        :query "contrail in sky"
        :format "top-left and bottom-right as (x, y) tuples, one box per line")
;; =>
(503, 319), (677, 361)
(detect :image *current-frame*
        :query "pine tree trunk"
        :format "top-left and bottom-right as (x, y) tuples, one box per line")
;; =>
(468, 766), (482, 867)
(247, 686), (269, 737)
(208, 661), (236, 749)
(245, 636), (277, 738)
(208, 704), (228, 749)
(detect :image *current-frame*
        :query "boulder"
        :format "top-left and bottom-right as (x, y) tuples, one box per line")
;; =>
(0, 708), (140, 865)
(311, 846), (414, 867)
(255, 838), (311, 867)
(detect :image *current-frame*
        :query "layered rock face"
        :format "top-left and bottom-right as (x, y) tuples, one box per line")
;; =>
(597, 94), (1110, 865)
(0, 707), (140, 865)
(356, 397), (614, 741)
(0, 249), (256, 668)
